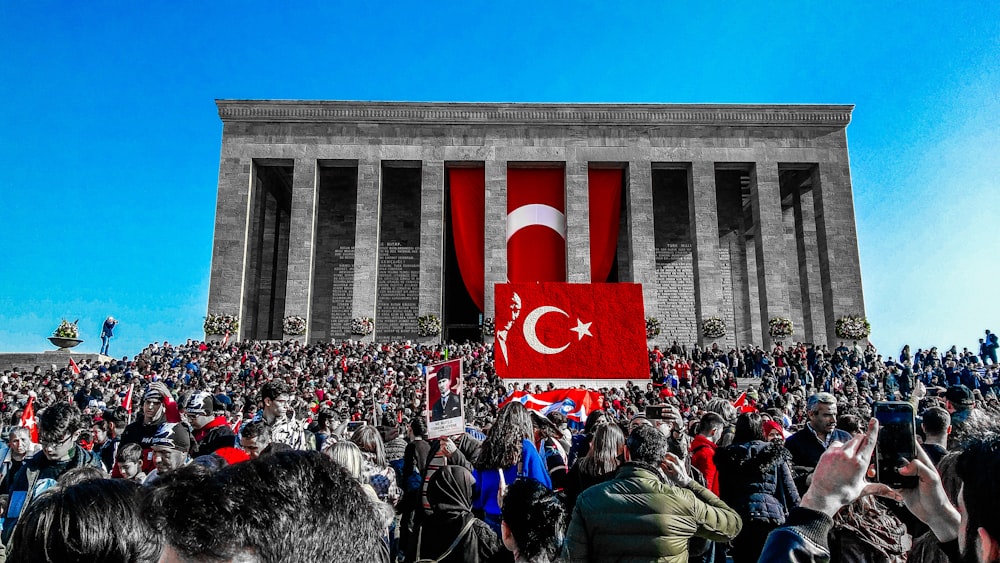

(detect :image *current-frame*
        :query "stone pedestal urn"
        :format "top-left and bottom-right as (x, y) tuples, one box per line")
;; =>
(48, 337), (83, 351)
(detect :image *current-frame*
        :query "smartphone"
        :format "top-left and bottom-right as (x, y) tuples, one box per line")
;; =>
(873, 401), (918, 488)
(346, 421), (366, 433)
(645, 405), (670, 420)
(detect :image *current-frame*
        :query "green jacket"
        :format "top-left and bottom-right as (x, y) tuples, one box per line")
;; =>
(562, 462), (742, 563)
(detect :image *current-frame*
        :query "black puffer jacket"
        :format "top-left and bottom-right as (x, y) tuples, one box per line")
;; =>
(714, 439), (799, 524)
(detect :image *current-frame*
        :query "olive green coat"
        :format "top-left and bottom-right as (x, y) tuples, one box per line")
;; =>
(562, 463), (742, 562)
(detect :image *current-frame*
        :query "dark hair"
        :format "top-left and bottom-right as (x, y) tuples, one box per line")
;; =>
(350, 425), (386, 467)
(478, 402), (532, 470)
(95, 407), (128, 432)
(583, 410), (606, 435)
(578, 423), (625, 477)
(696, 412), (725, 434)
(409, 416), (428, 439)
(9, 479), (161, 563)
(501, 478), (566, 562)
(546, 411), (567, 427)
(732, 413), (765, 444)
(143, 450), (383, 563)
(38, 402), (82, 441)
(317, 408), (336, 428)
(240, 420), (272, 442)
(57, 467), (106, 487)
(260, 381), (290, 402)
(117, 442), (142, 464)
(837, 414), (862, 435)
(957, 436), (1000, 554)
(259, 442), (293, 458)
(625, 424), (671, 466)
(921, 406), (950, 435)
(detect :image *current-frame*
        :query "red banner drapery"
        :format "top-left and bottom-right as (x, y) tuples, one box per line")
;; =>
(507, 168), (566, 283)
(448, 168), (486, 311)
(588, 168), (622, 282)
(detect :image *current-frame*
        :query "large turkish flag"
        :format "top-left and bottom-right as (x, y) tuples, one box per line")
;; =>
(494, 283), (649, 380)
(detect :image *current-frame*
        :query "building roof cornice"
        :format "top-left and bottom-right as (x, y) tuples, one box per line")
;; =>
(216, 100), (853, 128)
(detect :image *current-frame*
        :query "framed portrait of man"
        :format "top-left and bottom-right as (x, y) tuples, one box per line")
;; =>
(426, 359), (464, 438)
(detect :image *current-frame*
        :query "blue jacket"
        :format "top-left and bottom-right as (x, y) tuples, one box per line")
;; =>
(472, 439), (551, 528)
(2, 446), (103, 544)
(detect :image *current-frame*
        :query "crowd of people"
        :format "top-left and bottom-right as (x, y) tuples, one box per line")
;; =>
(0, 329), (998, 562)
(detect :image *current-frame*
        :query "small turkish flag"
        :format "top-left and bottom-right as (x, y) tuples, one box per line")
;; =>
(122, 383), (134, 414)
(732, 391), (757, 413)
(20, 396), (38, 443)
(494, 283), (648, 380)
(68, 358), (81, 375)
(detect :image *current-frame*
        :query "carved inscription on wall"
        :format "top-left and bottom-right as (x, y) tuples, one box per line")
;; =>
(330, 246), (355, 338)
(376, 242), (420, 340)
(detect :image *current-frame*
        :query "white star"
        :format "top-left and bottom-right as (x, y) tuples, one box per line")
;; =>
(570, 319), (593, 341)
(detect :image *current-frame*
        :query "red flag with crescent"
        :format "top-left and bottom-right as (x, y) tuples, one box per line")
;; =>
(494, 283), (647, 380)
(20, 396), (39, 443)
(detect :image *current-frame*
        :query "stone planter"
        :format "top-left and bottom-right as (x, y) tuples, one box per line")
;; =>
(48, 337), (83, 351)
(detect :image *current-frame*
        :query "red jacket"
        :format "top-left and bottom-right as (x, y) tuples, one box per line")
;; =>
(689, 434), (720, 495)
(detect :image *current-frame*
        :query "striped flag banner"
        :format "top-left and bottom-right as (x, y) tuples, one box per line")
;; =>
(499, 388), (604, 429)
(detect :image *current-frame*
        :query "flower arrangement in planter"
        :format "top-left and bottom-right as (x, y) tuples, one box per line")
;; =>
(351, 317), (374, 336)
(417, 314), (442, 337)
(204, 314), (239, 336)
(481, 317), (495, 336)
(282, 315), (307, 336)
(645, 316), (661, 339)
(768, 317), (794, 340)
(836, 315), (871, 341)
(702, 316), (727, 339)
(53, 319), (79, 339)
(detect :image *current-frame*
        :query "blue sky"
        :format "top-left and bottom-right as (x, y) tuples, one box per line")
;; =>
(1, 2), (997, 358)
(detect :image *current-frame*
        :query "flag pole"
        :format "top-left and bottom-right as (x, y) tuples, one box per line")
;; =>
(125, 382), (135, 426)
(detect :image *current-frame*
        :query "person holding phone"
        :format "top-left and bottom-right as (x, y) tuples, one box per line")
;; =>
(758, 419), (967, 563)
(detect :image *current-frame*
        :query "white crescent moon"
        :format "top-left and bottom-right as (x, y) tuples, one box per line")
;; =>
(523, 306), (570, 355)
(506, 204), (566, 241)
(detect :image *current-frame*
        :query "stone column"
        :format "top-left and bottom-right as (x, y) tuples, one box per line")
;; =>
(484, 159), (507, 326)
(793, 187), (827, 344)
(565, 158), (590, 282)
(352, 158), (380, 342)
(419, 158), (445, 342)
(783, 202), (805, 338)
(749, 162), (790, 345)
(284, 158), (317, 343)
(207, 155), (253, 339)
(688, 161), (724, 346)
(814, 160), (866, 346)
(627, 161), (657, 334)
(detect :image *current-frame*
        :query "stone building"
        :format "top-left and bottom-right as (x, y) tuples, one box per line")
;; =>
(207, 100), (865, 347)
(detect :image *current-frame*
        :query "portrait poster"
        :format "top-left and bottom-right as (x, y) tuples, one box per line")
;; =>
(425, 358), (464, 439)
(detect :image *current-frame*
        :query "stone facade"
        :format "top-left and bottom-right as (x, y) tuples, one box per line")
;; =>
(207, 101), (866, 347)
